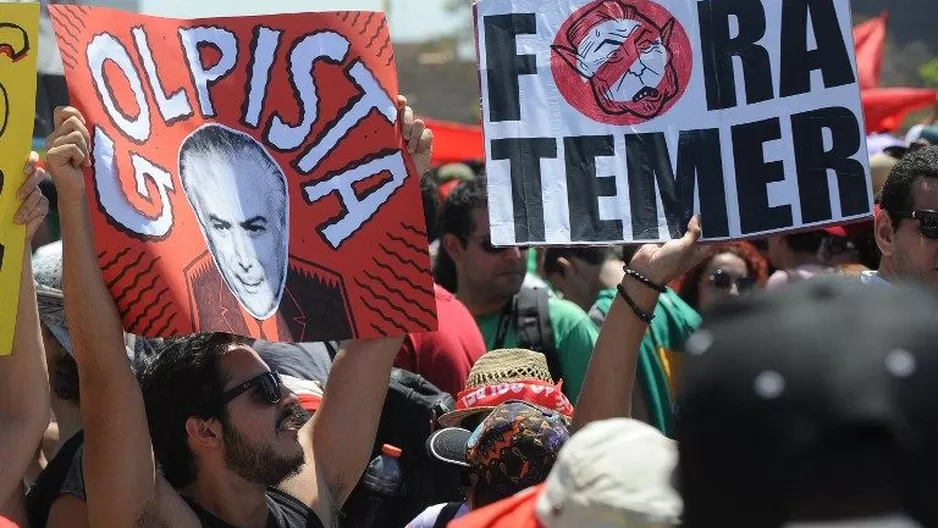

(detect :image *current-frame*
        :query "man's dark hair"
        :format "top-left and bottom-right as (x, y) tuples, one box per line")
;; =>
(441, 178), (488, 239)
(52, 353), (80, 403)
(880, 145), (938, 227)
(435, 179), (489, 291)
(421, 172), (441, 244)
(137, 333), (248, 488)
(783, 231), (826, 255)
(542, 247), (624, 276)
(179, 124), (286, 200)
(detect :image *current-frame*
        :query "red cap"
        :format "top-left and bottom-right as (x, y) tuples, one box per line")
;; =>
(821, 218), (874, 239)
(381, 444), (403, 458)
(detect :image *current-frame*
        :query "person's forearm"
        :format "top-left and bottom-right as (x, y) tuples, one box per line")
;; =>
(59, 195), (163, 525)
(312, 337), (403, 504)
(59, 199), (128, 375)
(572, 279), (658, 431)
(0, 250), (51, 508)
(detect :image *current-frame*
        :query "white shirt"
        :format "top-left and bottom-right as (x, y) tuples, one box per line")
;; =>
(786, 514), (922, 527)
(406, 502), (469, 528)
(860, 270), (891, 287)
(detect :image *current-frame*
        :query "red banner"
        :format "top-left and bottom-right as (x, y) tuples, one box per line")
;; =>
(862, 88), (937, 133)
(50, 6), (437, 341)
(853, 11), (887, 91)
(423, 118), (484, 166)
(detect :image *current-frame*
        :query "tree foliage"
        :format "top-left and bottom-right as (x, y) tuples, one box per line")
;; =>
(921, 59), (938, 87)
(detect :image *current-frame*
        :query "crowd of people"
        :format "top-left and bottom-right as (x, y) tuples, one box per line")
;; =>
(2, 70), (938, 528)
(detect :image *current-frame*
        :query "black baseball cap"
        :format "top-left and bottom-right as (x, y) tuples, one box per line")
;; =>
(677, 276), (938, 527)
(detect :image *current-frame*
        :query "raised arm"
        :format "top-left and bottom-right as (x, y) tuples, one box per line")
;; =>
(47, 107), (195, 527)
(0, 153), (52, 522)
(573, 217), (705, 431)
(283, 97), (433, 521)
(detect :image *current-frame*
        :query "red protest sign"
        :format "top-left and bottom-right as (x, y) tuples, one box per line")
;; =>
(49, 5), (437, 341)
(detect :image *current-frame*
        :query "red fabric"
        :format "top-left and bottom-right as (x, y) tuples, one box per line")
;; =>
(862, 88), (938, 133)
(449, 485), (543, 528)
(438, 179), (463, 204)
(822, 220), (873, 238)
(853, 12), (888, 90)
(455, 380), (575, 417)
(423, 118), (485, 167)
(395, 284), (487, 397)
(296, 394), (322, 413)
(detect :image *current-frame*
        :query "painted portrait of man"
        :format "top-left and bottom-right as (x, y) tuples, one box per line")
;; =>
(552, 0), (680, 119)
(179, 124), (352, 341)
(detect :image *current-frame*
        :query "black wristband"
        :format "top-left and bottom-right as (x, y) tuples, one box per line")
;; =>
(616, 284), (655, 324)
(623, 267), (667, 293)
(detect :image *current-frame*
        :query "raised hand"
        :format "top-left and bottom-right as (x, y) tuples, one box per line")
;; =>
(45, 107), (91, 203)
(627, 216), (709, 286)
(14, 152), (49, 241)
(398, 95), (433, 176)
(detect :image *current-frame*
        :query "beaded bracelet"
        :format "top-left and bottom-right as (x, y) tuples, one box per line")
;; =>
(624, 267), (667, 293)
(616, 284), (655, 324)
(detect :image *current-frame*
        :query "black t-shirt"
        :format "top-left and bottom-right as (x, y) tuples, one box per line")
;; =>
(183, 488), (326, 528)
(26, 431), (86, 528)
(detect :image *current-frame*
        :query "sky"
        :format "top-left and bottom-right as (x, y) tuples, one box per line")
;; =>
(138, 0), (466, 42)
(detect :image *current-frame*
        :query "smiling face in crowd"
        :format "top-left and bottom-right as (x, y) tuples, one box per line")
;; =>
(180, 125), (290, 320)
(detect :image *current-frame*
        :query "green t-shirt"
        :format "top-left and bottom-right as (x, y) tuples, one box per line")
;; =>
(476, 297), (599, 403)
(526, 248), (539, 275)
(591, 287), (701, 437)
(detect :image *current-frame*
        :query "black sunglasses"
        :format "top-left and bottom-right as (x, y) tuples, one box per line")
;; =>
(222, 371), (283, 406)
(894, 210), (938, 240)
(708, 269), (756, 293)
(460, 235), (528, 255)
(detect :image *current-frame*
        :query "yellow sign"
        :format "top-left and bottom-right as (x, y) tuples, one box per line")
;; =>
(0, 3), (38, 356)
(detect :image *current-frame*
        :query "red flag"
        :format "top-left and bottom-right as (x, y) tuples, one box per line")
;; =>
(853, 11), (888, 90)
(862, 88), (937, 133)
(422, 118), (485, 167)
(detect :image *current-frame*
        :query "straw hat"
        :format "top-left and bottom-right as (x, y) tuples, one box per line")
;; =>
(438, 348), (555, 427)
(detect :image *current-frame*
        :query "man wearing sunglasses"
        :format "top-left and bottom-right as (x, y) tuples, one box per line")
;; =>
(44, 103), (433, 528)
(873, 146), (938, 288)
(439, 179), (599, 403)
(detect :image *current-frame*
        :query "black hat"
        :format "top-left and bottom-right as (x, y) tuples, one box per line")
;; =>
(677, 276), (938, 526)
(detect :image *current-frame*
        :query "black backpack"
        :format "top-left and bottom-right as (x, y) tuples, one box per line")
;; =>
(510, 287), (562, 382)
(341, 369), (462, 528)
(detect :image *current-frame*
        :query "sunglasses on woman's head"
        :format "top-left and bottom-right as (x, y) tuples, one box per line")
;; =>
(222, 371), (283, 406)
(708, 269), (756, 293)
(894, 210), (938, 239)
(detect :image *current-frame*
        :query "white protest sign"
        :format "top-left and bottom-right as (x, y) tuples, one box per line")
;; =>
(476, 0), (872, 244)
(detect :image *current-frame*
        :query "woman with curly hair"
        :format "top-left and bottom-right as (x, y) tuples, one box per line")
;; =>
(671, 241), (770, 313)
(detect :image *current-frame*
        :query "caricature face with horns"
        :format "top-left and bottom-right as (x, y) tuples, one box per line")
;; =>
(552, 0), (680, 119)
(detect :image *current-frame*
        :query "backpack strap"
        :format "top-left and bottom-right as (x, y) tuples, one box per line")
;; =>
(587, 304), (606, 328)
(515, 288), (561, 382)
(432, 502), (464, 528)
(324, 340), (341, 360)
